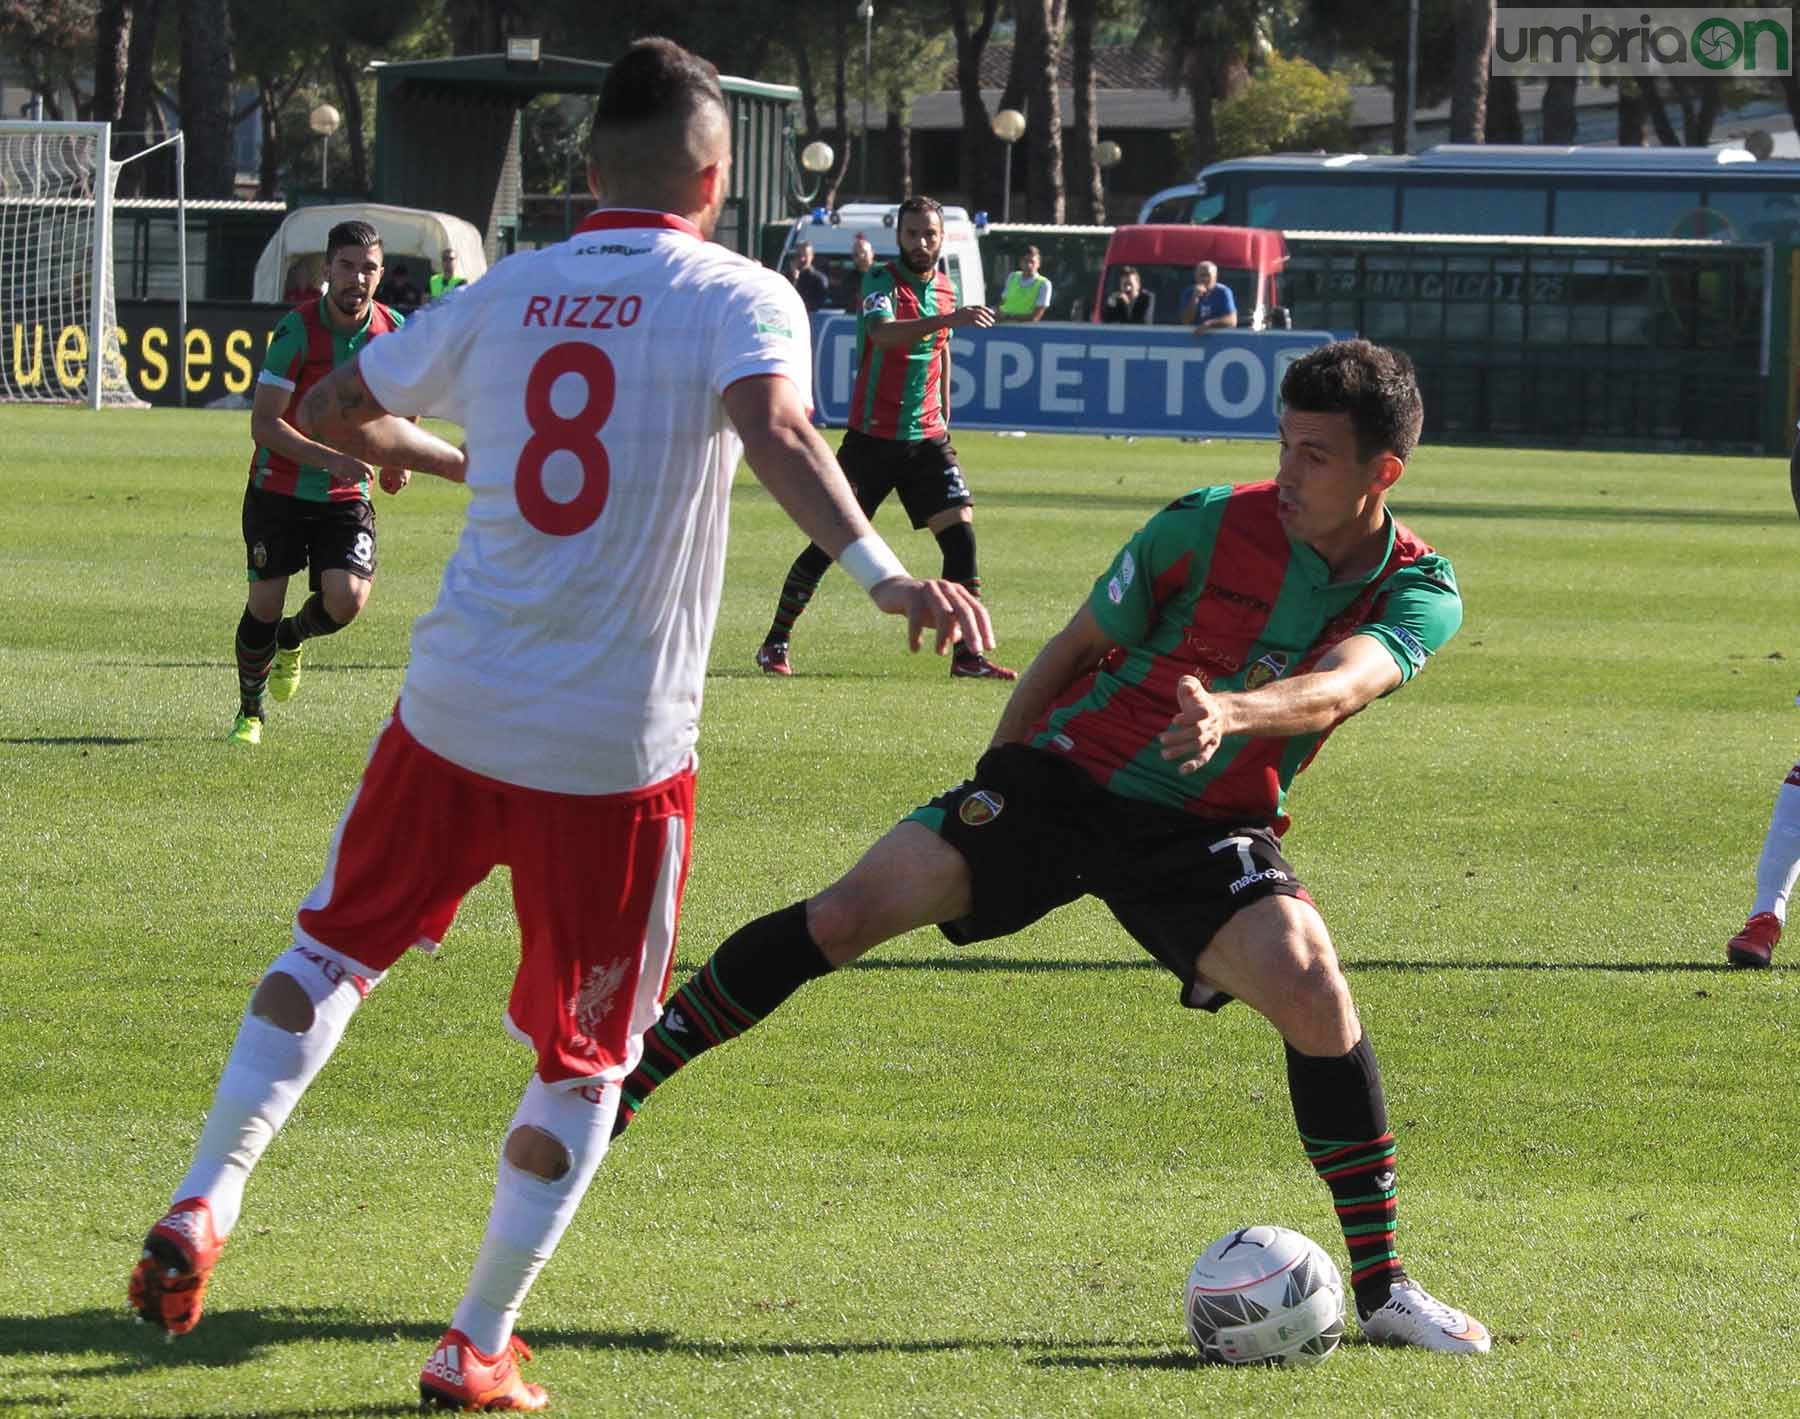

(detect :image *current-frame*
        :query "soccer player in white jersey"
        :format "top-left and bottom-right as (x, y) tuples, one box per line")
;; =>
(126, 37), (992, 1412)
(1723, 424), (1800, 968)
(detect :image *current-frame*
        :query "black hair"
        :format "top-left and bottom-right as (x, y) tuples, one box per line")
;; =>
(896, 195), (944, 228)
(591, 36), (725, 150)
(325, 220), (381, 260)
(1279, 339), (1424, 464)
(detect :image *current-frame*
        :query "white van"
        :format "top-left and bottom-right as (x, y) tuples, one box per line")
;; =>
(775, 202), (986, 311)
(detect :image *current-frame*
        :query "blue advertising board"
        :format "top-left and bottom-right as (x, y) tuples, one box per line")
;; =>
(810, 316), (1349, 439)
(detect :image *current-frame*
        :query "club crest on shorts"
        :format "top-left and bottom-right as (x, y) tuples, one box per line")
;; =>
(959, 789), (1005, 826)
(252, 540), (267, 569)
(572, 958), (630, 1035)
(1242, 651), (1289, 691)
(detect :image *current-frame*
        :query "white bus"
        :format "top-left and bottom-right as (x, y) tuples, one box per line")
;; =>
(1139, 145), (1800, 244)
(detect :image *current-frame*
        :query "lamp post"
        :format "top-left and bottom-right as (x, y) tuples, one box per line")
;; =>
(1095, 139), (1122, 221)
(856, 1), (874, 197)
(992, 107), (1025, 222)
(309, 103), (341, 189)
(801, 139), (834, 201)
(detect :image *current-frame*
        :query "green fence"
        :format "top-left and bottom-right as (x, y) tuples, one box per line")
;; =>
(1283, 235), (1771, 451)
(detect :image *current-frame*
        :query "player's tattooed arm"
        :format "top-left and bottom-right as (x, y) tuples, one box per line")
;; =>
(297, 361), (466, 484)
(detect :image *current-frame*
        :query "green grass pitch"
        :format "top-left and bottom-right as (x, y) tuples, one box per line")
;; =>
(1, 407), (1797, 1417)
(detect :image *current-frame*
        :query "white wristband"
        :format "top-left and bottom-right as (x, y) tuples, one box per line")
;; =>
(838, 533), (908, 592)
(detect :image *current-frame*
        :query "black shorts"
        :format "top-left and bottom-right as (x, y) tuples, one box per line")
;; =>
(905, 743), (1313, 1010)
(242, 484), (377, 589)
(837, 427), (972, 530)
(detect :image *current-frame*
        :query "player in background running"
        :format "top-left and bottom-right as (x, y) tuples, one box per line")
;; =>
(229, 220), (408, 747)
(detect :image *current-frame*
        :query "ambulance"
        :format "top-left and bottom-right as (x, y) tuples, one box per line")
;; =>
(774, 202), (987, 311)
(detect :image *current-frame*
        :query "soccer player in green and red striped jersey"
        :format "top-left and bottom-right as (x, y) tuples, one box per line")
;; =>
(228, 219), (409, 747)
(616, 340), (1494, 1357)
(756, 196), (1014, 680)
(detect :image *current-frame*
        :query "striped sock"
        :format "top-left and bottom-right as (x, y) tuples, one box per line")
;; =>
(1285, 1036), (1409, 1317)
(277, 592), (345, 650)
(235, 607), (278, 718)
(1302, 1129), (1404, 1313)
(765, 545), (833, 647)
(613, 901), (830, 1138)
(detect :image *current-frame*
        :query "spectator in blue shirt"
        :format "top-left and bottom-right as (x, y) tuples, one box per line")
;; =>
(1181, 261), (1237, 333)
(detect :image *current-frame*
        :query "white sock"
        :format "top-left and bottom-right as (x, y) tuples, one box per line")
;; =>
(1750, 769), (1800, 922)
(451, 1078), (618, 1355)
(171, 940), (378, 1236)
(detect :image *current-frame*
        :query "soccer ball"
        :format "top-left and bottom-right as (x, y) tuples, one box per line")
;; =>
(1184, 1225), (1345, 1366)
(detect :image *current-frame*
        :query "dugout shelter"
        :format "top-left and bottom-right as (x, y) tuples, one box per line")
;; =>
(251, 203), (486, 304)
(369, 50), (800, 261)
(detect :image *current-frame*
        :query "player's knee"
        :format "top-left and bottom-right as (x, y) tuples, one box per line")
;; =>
(504, 1124), (572, 1182)
(324, 585), (367, 624)
(1275, 934), (1354, 1020)
(805, 887), (886, 966)
(250, 971), (315, 1033)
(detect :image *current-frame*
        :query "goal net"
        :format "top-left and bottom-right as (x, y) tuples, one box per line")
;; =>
(0, 121), (133, 408)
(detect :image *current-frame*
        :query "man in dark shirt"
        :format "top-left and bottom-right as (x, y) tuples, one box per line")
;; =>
(1103, 265), (1151, 324)
(787, 241), (831, 312)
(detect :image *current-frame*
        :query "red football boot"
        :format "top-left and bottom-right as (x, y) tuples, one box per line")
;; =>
(128, 1197), (226, 1336)
(419, 1329), (549, 1412)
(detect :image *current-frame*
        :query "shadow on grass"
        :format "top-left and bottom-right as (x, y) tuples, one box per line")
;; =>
(1, 1306), (1177, 1413)
(0, 735), (162, 747)
(1350, 958), (1741, 974)
(845, 955), (1742, 976)
(1035, 1332), (1380, 1371)
(0, 1305), (668, 1390)
(121, 661), (405, 673)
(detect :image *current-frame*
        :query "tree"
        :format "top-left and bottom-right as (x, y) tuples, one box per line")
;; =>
(1305, 0), (1457, 152)
(1214, 52), (1354, 161)
(1015, 0), (1068, 221)
(179, 0), (236, 197)
(1450, 0), (1493, 142)
(947, 0), (1004, 217)
(116, 0), (164, 193)
(1486, 73), (1521, 142)
(1139, 0), (1260, 173)
(0, 0), (94, 119)
(1068, 0), (1103, 222)
(93, 1), (132, 123)
(1540, 74), (1575, 144)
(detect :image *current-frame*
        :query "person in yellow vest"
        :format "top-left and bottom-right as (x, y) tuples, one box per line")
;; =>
(997, 245), (1052, 322)
(428, 248), (468, 300)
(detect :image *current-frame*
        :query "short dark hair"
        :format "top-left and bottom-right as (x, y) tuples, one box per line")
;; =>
(589, 37), (726, 175)
(1280, 339), (1424, 464)
(326, 221), (381, 260)
(1119, 265), (1139, 279)
(1023, 244), (1041, 259)
(896, 195), (944, 228)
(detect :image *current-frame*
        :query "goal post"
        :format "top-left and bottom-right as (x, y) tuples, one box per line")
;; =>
(0, 120), (184, 410)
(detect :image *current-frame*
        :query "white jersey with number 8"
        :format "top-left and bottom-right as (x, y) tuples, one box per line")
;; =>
(357, 209), (812, 794)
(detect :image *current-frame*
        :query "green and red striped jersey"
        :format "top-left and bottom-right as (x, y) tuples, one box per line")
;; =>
(1031, 481), (1462, 828)
(249, 296), (403, 502)
(849, 260), (955, 441)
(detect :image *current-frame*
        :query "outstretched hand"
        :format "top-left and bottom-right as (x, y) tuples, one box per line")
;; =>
(379, 467), (411, 494)
(1159, 674), (1225, 775)
(870, 577), (994, 656)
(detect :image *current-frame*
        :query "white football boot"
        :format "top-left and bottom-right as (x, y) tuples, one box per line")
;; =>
(1360, 1280), (1492, 1354)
